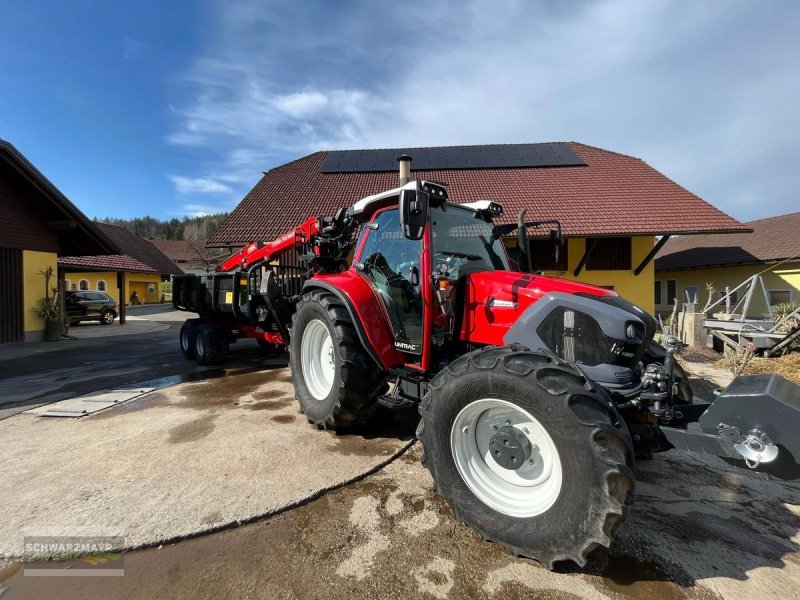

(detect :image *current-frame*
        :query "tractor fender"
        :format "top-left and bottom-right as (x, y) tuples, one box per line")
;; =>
(302, 273), (405, 371)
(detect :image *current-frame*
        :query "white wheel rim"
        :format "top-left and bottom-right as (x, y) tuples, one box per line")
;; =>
(450, 398), (562, 518)
(301, 319), (335, 401)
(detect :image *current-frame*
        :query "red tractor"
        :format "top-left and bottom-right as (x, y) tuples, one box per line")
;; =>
(173, 179), (800, 567)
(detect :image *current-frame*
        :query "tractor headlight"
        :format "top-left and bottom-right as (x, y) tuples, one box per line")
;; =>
(626, 321), (644, 342)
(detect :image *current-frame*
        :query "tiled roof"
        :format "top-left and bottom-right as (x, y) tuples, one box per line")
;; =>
(148, 239), (231, 264)
(148, 239), (202, 262)
(655, 212), (800, 271)
(208, 142), (748, 247)
(58, 254), (157, 272)
(94, 223), (183, 275)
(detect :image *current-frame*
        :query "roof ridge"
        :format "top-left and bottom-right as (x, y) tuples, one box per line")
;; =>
(267, 151), (326, 174)
(746, 211), (800, 225)
(567, 142), (643, 161)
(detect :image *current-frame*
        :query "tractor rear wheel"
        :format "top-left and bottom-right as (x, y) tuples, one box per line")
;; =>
(417, 345), (635, 568)
(290, 290), (386, 428)
(194, 325), (230, 365)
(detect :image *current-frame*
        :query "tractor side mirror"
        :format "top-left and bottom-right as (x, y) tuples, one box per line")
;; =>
(549, 228), (565, 262)
(549, 229), (564, 247)
(400, 189), (428, 240)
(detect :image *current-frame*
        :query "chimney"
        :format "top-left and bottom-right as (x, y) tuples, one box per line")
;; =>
(397, 154), (412, 185)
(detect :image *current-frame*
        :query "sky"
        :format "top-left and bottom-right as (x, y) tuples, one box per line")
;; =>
(1, 0), (798, 222)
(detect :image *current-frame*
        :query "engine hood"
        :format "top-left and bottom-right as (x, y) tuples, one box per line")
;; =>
(459, 270), (617, 346)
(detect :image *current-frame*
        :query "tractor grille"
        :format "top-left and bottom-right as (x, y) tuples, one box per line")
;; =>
(536, 307), (639, 369)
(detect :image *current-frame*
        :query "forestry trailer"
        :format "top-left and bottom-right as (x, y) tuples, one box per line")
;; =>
(173, 178), (800, 567)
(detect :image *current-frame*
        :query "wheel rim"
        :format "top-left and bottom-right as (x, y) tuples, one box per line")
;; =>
(301, 319), (335, 401)
(450, 398), (562, 518)
(103, 312), (113, 323)
(196, 334), (205, 357)
(181, 329), (190, 351)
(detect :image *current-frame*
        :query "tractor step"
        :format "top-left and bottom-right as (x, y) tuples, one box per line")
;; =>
(377, 394), (416, 410)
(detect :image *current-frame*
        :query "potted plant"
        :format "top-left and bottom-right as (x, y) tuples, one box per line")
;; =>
(32, 266), (63, 342)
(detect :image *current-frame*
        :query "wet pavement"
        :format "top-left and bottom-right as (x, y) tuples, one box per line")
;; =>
(0, 309), (269, 420)
(2, 439), (798, 599)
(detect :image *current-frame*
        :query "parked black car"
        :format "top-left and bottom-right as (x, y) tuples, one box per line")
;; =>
(65, 291), (118, 325)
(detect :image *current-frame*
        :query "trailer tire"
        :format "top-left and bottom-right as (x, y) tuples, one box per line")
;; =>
(417, 345), (635, 568)
(290, 290), (385, 428)
(180, 320), (200, 360)
(194, 325), (229, 365)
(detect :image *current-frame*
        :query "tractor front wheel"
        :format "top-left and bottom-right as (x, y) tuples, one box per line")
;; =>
(290, 290), (386, 428)
(417, 345), (635, 568)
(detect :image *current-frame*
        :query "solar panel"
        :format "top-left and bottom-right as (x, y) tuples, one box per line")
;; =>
(319, 143), (585, 173)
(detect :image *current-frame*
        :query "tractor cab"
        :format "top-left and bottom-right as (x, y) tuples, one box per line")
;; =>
(349, 180), (513, 361)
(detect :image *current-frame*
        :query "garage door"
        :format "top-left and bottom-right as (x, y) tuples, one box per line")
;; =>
(0, 247), (24, 343)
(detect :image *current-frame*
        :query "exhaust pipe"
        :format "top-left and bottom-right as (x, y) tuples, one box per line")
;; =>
(398, 154), (412, 186)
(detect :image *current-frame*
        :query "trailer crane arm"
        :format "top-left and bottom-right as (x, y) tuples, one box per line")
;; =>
(216, 216), (322, 273)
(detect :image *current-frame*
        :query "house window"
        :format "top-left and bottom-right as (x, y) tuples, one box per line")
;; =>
(718, 290), (739, 306)
(654, 280), (663, 305)
(683, 286), (699, 304)
(666, 280), (677, 305)
(147, 283), (157, 294)
(79, 279), (89, 291)
(586, 237), (631, 271)
(769, 290), (792, 305)
(97, 280), (107, 292)
(530, 238), (568, 271)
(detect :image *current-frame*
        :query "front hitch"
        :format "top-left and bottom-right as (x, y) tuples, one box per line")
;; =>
(660, 374), (800, 479)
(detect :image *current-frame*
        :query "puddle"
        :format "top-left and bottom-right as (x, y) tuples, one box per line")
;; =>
(246, 398), (293, 411)
(599, 554), (689, 599)
(179, 367), (291, 409)
(252, 389), (289, 401)
(270, 414), (296, 424)
(167, 414), (218, 444)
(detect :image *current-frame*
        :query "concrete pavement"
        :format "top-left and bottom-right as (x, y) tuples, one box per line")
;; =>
(0, 367), (412, 564)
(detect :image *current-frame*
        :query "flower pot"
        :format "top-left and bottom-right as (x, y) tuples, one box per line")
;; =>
(44, 319), (63, 342)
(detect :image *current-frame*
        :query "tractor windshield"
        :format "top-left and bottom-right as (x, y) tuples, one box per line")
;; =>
(431, 204), (510, 277)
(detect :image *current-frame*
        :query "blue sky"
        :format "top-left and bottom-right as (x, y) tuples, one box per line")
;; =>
(1, 1), (798, 222)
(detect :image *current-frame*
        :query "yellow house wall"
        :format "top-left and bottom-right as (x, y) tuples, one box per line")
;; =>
(65, 272), (165, 305)
(22, 250), (58, 338)
(656, 262), (800, 317)
(65, 271), (119, 302)
(529, 236), (656, 314)
(124, 273), (162, 305)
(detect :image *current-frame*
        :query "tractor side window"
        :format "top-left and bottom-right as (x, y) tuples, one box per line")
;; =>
(359, 209), (424, 353)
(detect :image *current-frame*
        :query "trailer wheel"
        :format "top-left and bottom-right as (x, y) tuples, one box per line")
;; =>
(194, 325), (230, 366)
(290, 290), (386, 428)
(417, 345), (635, 568)
(180, 320), (199, 359)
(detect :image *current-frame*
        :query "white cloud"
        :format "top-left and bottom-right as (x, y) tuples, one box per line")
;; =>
(274, 91), (329, 117)
(166, 0), (800, 221)
(169, 175), (233, 194)
(179, 203), (234, 217)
